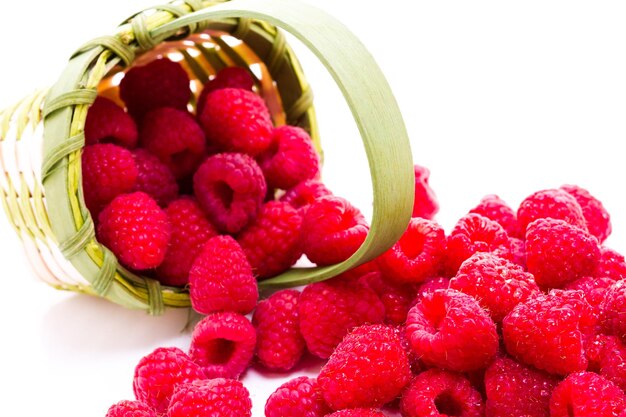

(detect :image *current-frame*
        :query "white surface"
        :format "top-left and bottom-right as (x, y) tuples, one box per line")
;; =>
(1, 1), (626, 416)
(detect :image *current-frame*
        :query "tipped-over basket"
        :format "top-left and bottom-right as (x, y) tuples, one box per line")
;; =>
(0, 0), (414, 314)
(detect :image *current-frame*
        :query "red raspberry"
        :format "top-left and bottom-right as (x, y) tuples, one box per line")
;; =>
(400, 369), (484, 417)
(301, 196), (369, 266)
(197, 67), (255, 116)
(257, 126), (320, 190)
(85, 96), (137, 148)
(450, 252), (540, 322)
(517, 188), (587, 234)
(237, 201), (303, 279)
(549, 372), (626, 417)
(326, 410), (386, 417)
(168, 378), (251, 417)
(132, 347), (205, 415)
(193, 152), (266, 234)
(502, 289), (596, 375)
(469, 194), (520, 238)
(587, 334), (626, 392)
(484, 355), (559, 417)
(252, 289), (305, 371)
(412, 164), (439, 219)
(82, 143), (138, 217)
(120, 58), (191, 120)
(105, 400), (156, 417)
(97, 192), (170, 270)
(600, 280), (626, 343)
(561, 184), (612, 243)
(264, 376), (331, 417)
(318, 324), (411, 410)
(525, 218), (600, 289)
(155, 197), (217, 286)
(139, 107), (206, 179)
(132, 149), (178, 207)
(198, 88), (273, 156)
(280, 179), (332, 211)
(376, 217), (446, 284)
(595, 246), (626, 280)
(444, 213), (510, 275)
(188, 311), (256, 379)
(188, 235), (258, 315)
(360, 271), (416, 325)
(299, 275), (385, 358)
(564, 275), (614, 309)
(500, 236), (526, 268)
(413, 276), (450, 305)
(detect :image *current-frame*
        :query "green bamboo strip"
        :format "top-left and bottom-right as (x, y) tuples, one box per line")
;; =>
(74, 36), (135, 67)
(18, 175), (44, 241)
(196, 42), (227, 71)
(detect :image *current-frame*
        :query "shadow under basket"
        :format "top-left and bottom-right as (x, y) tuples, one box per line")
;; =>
(0, 0), (414, 315)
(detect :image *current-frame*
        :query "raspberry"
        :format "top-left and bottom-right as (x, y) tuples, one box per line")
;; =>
(449, 252), (540, 322)
(84, 96), (138, 148)
(564, 275), (614, 309)
(412, 164), (439, 219)
(132, 149), (178, 207)
(105, 400), (156, 417)
(326, 410), (387, 417)
(525, 218), (600, 289)
(155, 198), (217, 286)
(97, 192), (170, 270)
(318, 324), (411, 410)
(484, 355), (559, 417)
(257, 126), (320, 190)
(188, 235), (258, 315)
(280, 179), (332, 211)
(120, 58), (191, 120)
(586, 334), (626, 392)
(549, 372), (626, 417)
(237, 201), (303, 279)
(168, 378), (252, 417)
(413, 276), (450, 305)
(301, 196), (369, 266)
(188, 312), (256, 379)
(405, 288), (498, 372)
(499, 236), (526, 268)
(599, 280), (626, 343)
(193, 152), (266, 234)
(517, 188), (587, 233)
(198, 88), (273, 156)
(400, 369), (484, 417)
(376, 217), (446, 284)
(502, 289), (596, 375)
(595, 246), (626, 280)
(469, 194), (520, 238)
(252, 289), (305, 371)
(561, 184), (612, 243)
(299, 275), (385, 358)
(82, 143), (138, 217)
(444, 213), (510, 275)
(139, 107), (206, 179)
(197, 67), (255, 116)
(360, 271), (416, 325)
(264, 376), (331, 417)
(132, 347), (205, 415)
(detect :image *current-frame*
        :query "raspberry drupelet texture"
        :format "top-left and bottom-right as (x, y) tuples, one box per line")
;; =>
(299, 275), (385, 358)
(516, 188), (587, 234)
(139, 107), (206, 179)
(280, 179), (332, 211)
(525, 218), (600, 289)
(405, 288), (498, 372)
(119, 58), (191, 120)
(600, 280), (626, 343)
(188, 235), (258, 315)
(198, 88), (273, 156)
(82, 143), (138, 217)
(469, 194), (520, 238)
(97, 192), (170, 270)
(84, 96), (138, 148)
(193, 152), (267, 234)
(132, 149), (179, 207)
(105, 400), (156, 417)
(413, 276), (450, 305)
(484, 355), (559, 417)
(237, 201), (303, 279)
(561, 184), (612, 243)
(549, 372), (626, 417)
(132, 347), (205, 415)
(155, 197), (217, 286)
(360, 271), (416, 325)
(301, 196), (369, 266)
(167, 378), (252, 417)
(188, 311), (256, 379)
(318, 324), (411, 410)
(326, 410), (387, 417)
(502, 289), (596, 376)
(252, 289), (305, 371)
(586, 334), (626, 392)
(264, 377), (331, 417)
(197, 67), (255, 116)
(595, 246), (626, 280)
(400, 369), (484, 417)
(564, 275), (614, 309)
(412, 164), (439, 219)
(376, 217), (446, 284)
(449, 252), (540, 322)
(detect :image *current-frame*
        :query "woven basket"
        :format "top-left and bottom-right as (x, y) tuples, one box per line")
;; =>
(0, 0), (414, 314)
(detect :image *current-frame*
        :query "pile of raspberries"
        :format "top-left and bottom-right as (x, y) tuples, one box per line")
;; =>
(88, 59), (626, 417)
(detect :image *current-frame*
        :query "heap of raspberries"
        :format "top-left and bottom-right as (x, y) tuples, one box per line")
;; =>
(90, 59), (626, 417)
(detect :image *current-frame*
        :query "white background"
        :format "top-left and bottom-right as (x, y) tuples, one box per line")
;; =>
(1, 1), (626, 416)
